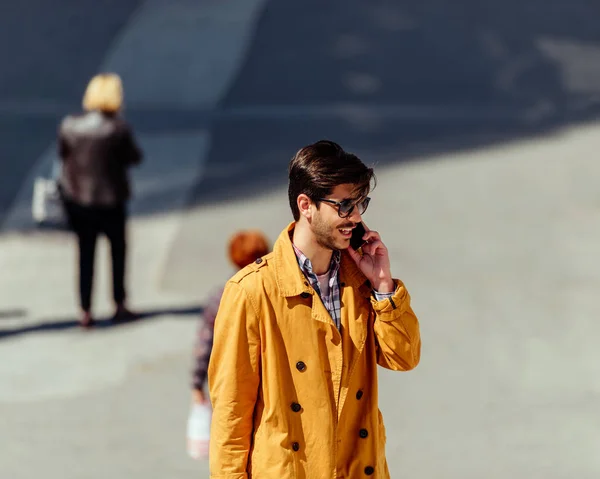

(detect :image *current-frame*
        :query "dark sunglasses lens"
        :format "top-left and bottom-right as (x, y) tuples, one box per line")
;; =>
(339, 201), (354, 217)
(358, 197), (370, 214)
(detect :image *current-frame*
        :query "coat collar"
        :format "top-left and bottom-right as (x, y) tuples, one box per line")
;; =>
(273, 222), (370, 298)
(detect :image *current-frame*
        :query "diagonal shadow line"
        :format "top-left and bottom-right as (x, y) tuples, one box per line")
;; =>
(0, 304), (203, 340)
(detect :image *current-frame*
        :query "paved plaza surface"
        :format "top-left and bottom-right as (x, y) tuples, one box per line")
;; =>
(1, 1), (600, 478)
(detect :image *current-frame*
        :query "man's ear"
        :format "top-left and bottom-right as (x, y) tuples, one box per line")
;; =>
(297, 194), (313, 220)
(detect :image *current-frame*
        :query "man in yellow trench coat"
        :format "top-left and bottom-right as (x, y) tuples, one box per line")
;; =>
(208, 140), (421, 478)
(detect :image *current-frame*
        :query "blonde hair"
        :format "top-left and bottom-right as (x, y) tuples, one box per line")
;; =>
(82, 73), (123, 113)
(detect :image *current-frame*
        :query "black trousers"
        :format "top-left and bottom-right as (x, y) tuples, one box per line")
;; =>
(63, 199), (127, 312)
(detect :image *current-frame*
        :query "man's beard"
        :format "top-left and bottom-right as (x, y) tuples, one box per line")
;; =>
(312, 213), (353, 251)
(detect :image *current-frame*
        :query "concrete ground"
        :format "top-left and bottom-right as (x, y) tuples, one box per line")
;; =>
(1, 1), (600, 478)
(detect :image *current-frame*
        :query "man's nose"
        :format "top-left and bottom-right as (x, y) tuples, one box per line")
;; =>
(349, 206), (362, 224)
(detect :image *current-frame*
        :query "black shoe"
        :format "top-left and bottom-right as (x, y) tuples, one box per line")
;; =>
(111, 306), (136, 323)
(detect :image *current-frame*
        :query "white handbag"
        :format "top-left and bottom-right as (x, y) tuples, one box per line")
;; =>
(186, 402), (212, 460)
(32, 160), (67, 227)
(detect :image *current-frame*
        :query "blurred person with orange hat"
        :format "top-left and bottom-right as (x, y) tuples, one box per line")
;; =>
(187, 230), (270, 460)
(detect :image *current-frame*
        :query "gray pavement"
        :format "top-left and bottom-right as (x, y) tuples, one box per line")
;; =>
(2, 1), (600, 478)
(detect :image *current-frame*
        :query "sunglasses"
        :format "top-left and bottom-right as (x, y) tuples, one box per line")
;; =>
(317, 196), (371, 218)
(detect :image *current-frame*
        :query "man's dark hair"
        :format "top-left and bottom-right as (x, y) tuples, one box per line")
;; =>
(288, 140), (375, 221)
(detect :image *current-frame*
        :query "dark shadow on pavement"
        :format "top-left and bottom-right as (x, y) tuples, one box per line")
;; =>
(187, 0), (600, 207)
(0, 0), (144, 229)
(0, 304), (203, 340)
(3, 0), (600, 228)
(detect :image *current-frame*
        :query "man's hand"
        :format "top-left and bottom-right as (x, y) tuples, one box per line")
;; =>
(347, 225), (395, 293)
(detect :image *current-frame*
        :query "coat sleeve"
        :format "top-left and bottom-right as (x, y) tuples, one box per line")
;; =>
(57, 119), (70, 160)
(372, 279), (421, 371)
(208, 280), (261, 478)
(119, 123), (143, 166)
(192, 288), (223, 391)
(191, 317), (214, 392)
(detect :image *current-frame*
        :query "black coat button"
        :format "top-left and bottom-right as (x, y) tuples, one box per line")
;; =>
(291, 402), (301, 412)
(364, 466), (374, 475)
(292, 442), (300, 451)
(300, 292), (310, 298)
(356, 390), (363, 400)
(359, 428), (368, 438)
(296, 361), (306, 372)
(255, 258), (263, 264)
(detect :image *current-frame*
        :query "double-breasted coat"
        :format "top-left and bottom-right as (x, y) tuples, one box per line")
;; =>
(208, 223), (421, 478)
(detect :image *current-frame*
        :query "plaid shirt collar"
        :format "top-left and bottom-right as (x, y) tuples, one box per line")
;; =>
(292, 243), (342, 330)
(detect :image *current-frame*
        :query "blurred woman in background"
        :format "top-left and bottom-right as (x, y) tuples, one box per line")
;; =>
(58, 73), (142, 328)
(187, 230), (270, 459)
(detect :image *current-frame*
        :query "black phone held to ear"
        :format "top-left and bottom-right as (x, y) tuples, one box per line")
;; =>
(350, 222), (367, 250)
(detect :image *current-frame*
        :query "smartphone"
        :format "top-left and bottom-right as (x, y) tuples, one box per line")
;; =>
(350, 222), (367, 250)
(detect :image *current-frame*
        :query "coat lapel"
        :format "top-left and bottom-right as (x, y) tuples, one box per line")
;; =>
(272, 222), (312, 298)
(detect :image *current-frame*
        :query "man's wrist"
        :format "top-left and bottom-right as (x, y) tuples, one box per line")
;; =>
(372, 278), (395, 294)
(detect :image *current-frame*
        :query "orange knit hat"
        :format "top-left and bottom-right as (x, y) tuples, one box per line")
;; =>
(228, 230), (270, 270)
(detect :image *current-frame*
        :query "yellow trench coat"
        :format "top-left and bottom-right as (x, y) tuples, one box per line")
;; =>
(209, 223), (421, 479)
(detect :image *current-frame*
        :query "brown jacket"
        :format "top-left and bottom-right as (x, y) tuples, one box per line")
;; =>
(58, 111), (142, 206)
